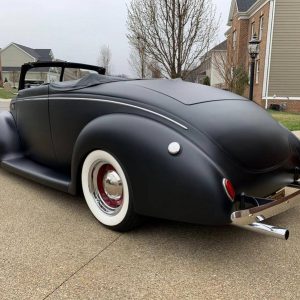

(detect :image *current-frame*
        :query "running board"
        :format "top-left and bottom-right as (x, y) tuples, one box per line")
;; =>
(1, 158), (70, 193)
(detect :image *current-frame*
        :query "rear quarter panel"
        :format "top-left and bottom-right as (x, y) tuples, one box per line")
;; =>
(70, 114), (233, 225)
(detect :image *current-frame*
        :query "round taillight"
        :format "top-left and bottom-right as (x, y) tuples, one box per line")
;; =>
(223, 179), (236, 202)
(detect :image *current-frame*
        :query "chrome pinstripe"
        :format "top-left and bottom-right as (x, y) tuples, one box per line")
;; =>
(18, 96), (188, 130)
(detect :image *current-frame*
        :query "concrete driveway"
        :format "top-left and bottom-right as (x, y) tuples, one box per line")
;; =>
(1, 169), (300, 300)
(1, 107), (300, 299)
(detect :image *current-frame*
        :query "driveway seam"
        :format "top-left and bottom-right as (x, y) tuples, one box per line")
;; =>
(42, 234), (122, 300)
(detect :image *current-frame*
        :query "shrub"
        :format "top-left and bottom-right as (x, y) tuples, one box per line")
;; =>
(203, 76), (210, 86)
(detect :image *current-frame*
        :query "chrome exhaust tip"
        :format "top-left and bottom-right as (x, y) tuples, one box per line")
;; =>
(233, 219), (289, 240)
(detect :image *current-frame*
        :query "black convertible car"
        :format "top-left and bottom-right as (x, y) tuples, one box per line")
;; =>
(1, 61), (300, 240)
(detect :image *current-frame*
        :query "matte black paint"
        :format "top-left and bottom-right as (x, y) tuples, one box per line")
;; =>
(69, 114), (230, 224)
(1, 62), (300, 226)
(0, 111), (22, 161)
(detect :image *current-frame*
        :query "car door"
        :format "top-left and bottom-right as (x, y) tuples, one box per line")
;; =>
(49, 68), (103, 173)
(49, 90), (101, 174)
(16, 85), (57, 167)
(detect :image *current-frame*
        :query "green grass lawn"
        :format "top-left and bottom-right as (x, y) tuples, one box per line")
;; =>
(269, 110), (300, 131)
(0, 88), (17, 99)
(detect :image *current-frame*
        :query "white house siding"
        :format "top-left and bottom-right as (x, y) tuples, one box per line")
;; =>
(25, 71), (59, 82)
(2, 71), (41, 88)
(211, 52), (226, 87)
(47, 72), (60, 83)
(3, 71), (60, 88)
(1, 44), (35, 67)
(268, 0), (300, 98)
(25, 72), (47, 82)
(1, 71), (13, 83)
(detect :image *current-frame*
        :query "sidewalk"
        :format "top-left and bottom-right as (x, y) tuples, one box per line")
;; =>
(0, 99), (11, 111)
(293, 131), (300, 139)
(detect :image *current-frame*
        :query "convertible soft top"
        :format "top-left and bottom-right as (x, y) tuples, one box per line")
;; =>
(50, 73), (246, 105)
(128, 79), (246, 104)
(50, 73), (130, 91)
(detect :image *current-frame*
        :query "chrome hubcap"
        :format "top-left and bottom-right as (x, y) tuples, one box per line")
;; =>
(103, 170), (123, 200)
(89, 162), (124, 215)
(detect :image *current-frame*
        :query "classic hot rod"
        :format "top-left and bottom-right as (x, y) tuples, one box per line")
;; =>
(1, 61), (300, 239)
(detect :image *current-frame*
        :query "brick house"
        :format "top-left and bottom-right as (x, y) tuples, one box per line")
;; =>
(227, 0), (300, 112)
(0, 42), (59, 88)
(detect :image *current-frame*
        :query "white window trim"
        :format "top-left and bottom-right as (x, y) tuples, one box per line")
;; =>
(255, 59), (260, 84)
(248, 64), (251, 84)
(263, 97), (300, 101)
(262, 0), (276, 109)
(251, 22), (255, 39)
(232, 31), (237, 50)
(259, 15), (264, 40)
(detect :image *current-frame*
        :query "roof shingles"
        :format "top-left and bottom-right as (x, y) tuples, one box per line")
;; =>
(14, 43), (52, 61)
(211, 40), (227, 51)
(236, 0), (257, 12)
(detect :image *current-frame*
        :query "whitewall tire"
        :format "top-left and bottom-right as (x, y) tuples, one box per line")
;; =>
(81, 150), (139, 231)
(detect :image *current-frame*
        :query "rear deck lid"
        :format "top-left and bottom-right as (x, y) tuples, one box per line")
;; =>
(130, 79), (245, 104)
(188, 100), (291, 171)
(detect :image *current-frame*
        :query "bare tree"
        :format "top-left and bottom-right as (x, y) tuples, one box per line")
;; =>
(127, 0), (218, 79)
(213, 51), (248, 95)
(9, 70), (20, 88)
(129, 47), (163, 79)
(129, 46), (151, 78)
(98, 45), (112, 75)
(148, 60), (162, 78)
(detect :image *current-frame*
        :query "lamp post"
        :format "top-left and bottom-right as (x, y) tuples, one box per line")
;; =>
(248, 33), (260, 101)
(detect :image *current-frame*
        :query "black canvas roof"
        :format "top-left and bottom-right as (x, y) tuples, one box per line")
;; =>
(129, 79), (245, 105)
(236, 0), (257, 12)
(50, 73), (129, 91)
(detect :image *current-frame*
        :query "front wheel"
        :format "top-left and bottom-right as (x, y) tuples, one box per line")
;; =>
(81, 150), (139, 231)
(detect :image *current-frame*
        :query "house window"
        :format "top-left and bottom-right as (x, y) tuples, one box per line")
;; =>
(251, 22), (255, 39)
(248, 64), (251, 84)
(259, 16), (264, 39)
(255, 60), (260, 84)
(232, 31), (237, 50)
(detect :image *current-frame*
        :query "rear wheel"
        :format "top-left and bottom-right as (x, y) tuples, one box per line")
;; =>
(81, 150), (139, 231)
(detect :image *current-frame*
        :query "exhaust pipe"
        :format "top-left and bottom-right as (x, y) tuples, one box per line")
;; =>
(233, 217), (289, 240)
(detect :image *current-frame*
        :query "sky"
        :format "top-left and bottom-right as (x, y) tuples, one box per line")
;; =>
(0, 0), (231, 76)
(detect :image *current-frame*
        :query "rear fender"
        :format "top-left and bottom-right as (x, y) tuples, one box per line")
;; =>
(70, 114), (232, 225)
